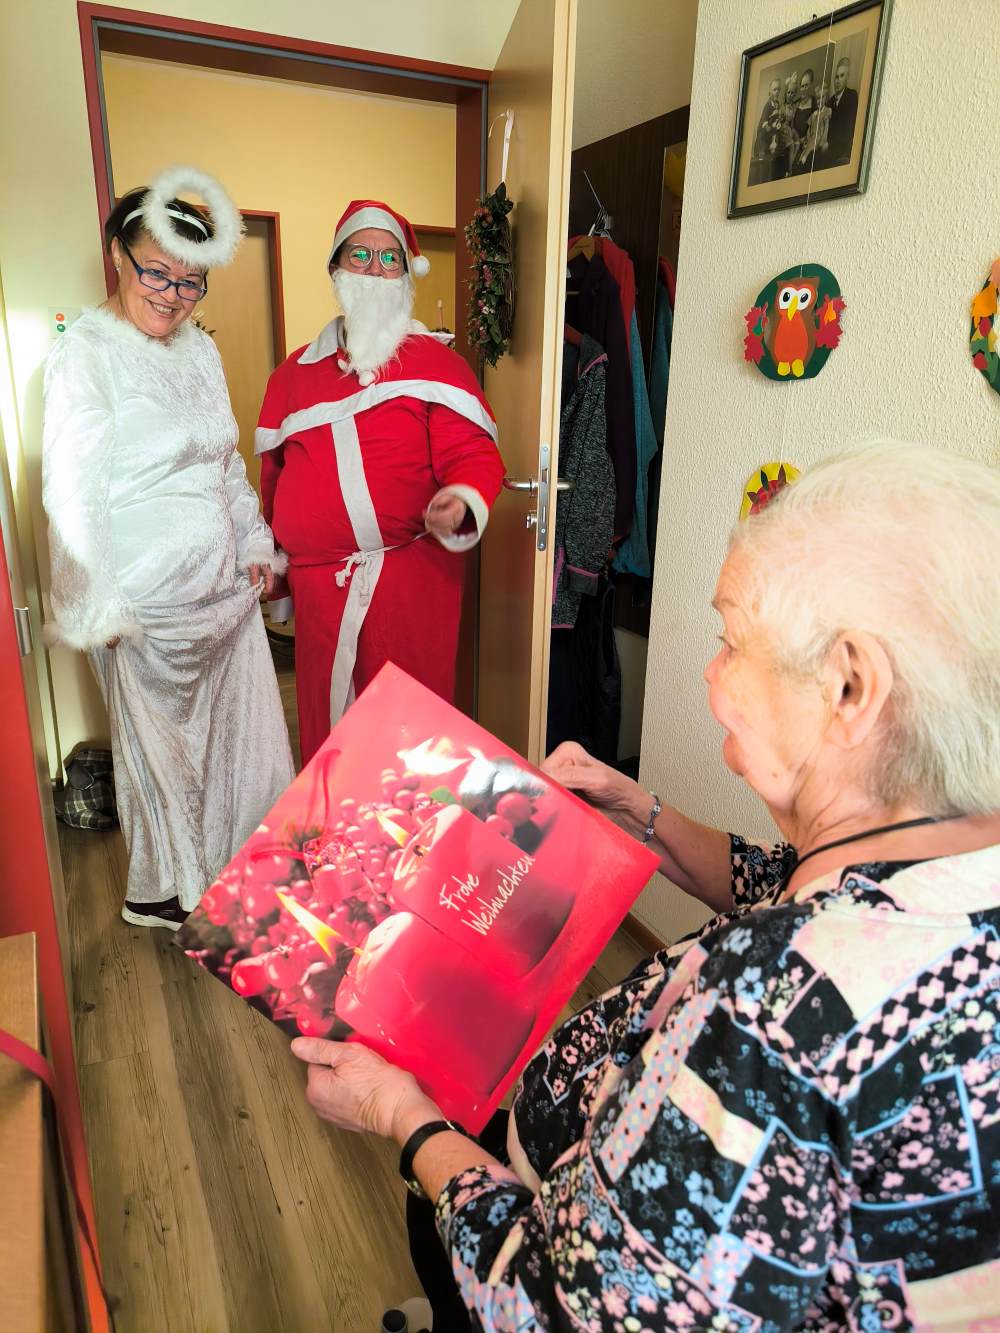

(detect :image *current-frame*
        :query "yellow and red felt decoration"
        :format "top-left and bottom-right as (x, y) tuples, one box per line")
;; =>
(969, 259), (1000, 394)
(740, 462), (800, 520)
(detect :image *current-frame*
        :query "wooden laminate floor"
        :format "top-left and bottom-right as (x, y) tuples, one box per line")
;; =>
(62, 668), (647, 1333)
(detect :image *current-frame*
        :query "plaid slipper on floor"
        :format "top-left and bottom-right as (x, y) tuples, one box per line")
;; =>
(55, 746), (118, 831)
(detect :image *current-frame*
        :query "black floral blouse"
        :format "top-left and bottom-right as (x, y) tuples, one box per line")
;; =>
(434, 836), (1000, 1330)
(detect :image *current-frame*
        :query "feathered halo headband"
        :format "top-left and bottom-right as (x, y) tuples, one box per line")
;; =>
(125, 165), (245, 269)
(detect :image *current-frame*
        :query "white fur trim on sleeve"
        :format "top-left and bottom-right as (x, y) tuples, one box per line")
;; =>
(43, 611), (143, 652)
(238, 544), (288, 575)
(432, 484), (490, 552)
(143, 166), (245, 268)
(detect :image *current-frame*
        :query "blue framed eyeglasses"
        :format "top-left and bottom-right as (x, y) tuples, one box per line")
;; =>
(117, 236), (208, 303)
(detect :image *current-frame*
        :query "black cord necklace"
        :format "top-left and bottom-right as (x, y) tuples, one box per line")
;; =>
(784, 814), (953, 888)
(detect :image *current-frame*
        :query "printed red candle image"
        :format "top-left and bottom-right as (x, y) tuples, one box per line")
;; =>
(336, 911), (536, 1094)
(178, 664), (658, 1130)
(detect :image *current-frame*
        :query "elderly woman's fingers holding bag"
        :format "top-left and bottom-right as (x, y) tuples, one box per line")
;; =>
(541, 741), (643, 815)
(291, 1038), (438, 1139)
(542, 741), (733, 911)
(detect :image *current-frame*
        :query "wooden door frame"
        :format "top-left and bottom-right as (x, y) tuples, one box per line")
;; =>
(240, 210), (286, 364)
(76, 2), (488, 368)
(112, 199), (288, 362)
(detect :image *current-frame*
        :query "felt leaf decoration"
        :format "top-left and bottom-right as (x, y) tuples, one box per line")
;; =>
(743, 331), (765, 364)
(743, 303), (768, 363)
(971, 283), (997, 322)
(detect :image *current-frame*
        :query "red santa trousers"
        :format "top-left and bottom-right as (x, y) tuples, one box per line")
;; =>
(287, 538), (463, 763)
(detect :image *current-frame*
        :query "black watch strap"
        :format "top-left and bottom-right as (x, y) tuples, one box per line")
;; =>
(399, 1119), (467, 1199)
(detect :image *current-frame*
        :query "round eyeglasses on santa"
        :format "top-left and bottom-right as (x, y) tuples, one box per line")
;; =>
(327, 200), (431, 280)
(338, 244), (405, 275)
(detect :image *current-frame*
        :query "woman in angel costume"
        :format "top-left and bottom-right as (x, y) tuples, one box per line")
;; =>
(42, 166), (294, 930)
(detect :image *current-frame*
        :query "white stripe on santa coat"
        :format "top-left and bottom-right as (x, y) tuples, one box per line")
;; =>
(328, 414), (389, 726)
(254, 379), (498, 456)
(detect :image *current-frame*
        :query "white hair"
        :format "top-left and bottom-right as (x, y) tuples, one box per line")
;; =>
(729, 442), (1000, 816)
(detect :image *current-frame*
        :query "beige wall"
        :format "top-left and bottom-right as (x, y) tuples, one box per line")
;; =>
(634, 0), (1000, 946)
(104, 55), (457, 355)
(572, 0), (699, 148)
(0, 0), (501, 769)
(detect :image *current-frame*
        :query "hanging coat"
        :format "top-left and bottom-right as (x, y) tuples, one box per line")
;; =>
(566, 253), (635, 538)
(612, 309), (659, 579)
(645, 272), (675, 579)
(553, 335), (615, 628)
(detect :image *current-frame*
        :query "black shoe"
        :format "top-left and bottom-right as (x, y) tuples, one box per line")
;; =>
(121, 897), (187, 931)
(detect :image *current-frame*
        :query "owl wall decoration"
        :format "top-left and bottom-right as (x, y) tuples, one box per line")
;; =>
(743, 264), (845, 382)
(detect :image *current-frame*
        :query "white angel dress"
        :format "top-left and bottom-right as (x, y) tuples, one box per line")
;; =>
(42, 307), (295, 911)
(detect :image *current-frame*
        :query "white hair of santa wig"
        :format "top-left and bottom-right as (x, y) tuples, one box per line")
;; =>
(729, 441), (1000, 816)
(142, 165), (244, 268)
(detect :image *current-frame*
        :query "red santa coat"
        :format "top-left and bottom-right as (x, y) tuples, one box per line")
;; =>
(256, 316), (504, 763)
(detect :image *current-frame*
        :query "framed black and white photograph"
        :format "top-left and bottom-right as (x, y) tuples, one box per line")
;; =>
(728, 0), (892, 219)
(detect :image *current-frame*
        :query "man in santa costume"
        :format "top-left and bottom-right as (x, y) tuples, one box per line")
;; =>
(256, 200), (505, 764)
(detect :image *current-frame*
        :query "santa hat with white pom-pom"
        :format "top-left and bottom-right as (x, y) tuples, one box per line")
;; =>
(327, 199), (430, 277)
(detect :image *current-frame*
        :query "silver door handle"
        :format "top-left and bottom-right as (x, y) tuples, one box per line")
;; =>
(503, 476), (574, 493)
(503, 476), (536, 494)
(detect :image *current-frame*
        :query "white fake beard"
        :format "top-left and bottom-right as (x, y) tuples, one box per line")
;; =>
(332, 269), (415, 376)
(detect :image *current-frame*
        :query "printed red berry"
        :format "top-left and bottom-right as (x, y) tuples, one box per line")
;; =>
(230, 957), (270, 997)
(495, 792), (534, 826)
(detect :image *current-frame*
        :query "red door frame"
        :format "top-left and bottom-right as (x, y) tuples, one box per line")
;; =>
(77, 4), (488, 714)
(0, 539), (107, 1331)
(76, 2), (488, 367)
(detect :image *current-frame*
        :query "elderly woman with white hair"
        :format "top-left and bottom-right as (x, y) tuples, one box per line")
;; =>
(292, 443), (1000, 1331)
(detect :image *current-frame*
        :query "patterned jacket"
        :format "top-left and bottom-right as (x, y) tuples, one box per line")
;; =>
(435, 839), (1000, 1330)
(553, 335), (616, 629)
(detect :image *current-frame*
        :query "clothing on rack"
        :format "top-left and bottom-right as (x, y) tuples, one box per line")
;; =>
(612, 308), (658, 579)
(553, 334), (615, 629)
(588, 235), (636, 357)
(566, 251), (635, 538)
(546, 575), (622, 765)
(561, 325), (581, 403)
(659, 255), (677, 308)
(645, 264), (675, 581)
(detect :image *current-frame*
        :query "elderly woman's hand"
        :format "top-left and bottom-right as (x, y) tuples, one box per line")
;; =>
(542, 741), (645, 821)
(291, 1037), (441, 1141)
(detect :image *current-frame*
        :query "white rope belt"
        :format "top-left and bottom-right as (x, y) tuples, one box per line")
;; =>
(334, 532), (428, 594)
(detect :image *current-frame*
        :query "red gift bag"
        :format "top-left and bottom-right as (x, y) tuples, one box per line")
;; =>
(178, 663), (657, 1131)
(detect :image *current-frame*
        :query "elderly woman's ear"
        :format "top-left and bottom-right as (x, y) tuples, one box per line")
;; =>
(824, 631), (894, 752)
